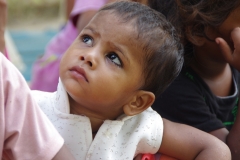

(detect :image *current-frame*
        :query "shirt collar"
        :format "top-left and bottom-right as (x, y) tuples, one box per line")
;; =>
(55, 78), (70, 114)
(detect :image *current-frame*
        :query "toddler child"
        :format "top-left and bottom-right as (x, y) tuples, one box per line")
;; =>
(31, 1), (231, 159)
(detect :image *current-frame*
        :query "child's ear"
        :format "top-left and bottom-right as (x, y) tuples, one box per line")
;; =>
(123, 90), (155, 116)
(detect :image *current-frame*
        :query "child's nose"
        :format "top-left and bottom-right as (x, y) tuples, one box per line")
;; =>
(80, 52), (98, 69)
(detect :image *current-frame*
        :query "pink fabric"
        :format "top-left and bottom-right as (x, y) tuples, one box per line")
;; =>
(0, 54), (64, 159)
(71, 0), (107, 17)
(4, 48), (8, 59)
(30, 0), (108, 92)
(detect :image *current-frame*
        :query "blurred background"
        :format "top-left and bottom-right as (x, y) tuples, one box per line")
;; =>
(6, 0), (69, 82)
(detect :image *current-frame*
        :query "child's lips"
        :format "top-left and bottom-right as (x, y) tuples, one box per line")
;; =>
(69, 66), (88, 82)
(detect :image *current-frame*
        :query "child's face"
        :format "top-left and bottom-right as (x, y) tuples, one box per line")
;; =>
(60, 11), (145, 119)
(203, 6), (240, 54)
(196, 6), (240, 62)
(216, 6), (240, 49)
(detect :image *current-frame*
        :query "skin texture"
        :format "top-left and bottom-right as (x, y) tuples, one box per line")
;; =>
(159, 119), (230, 160)
(76, 10), (99, 34)
(75, 0), (148, 35)
(216, 27), (240, 160)
(60, 11), (154, 133)
(187, 5), (240, 159)
(60, 10), (231, 160)
(217, 28), (240, 72)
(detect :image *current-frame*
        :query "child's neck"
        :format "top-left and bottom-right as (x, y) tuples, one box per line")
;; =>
(190, 53), (228, 79)
(190, 57), (233, 97)
(69, 98), (104, 134)
(90, 117), (104, 134)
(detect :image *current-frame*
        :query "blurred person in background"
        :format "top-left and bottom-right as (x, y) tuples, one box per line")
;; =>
(30, 0), (110, 92)
(149, 0), (240, 159)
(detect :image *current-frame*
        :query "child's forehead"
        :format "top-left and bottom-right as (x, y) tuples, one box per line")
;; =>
(96, 10), (126, 21)
(89, 10), (137, 36)
(86, 10), (148, 60)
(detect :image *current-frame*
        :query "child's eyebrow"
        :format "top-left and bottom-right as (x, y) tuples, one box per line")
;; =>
(110, 42), (129, 63)
(83, 27), (100, 37)
(84, 26), (129, 63)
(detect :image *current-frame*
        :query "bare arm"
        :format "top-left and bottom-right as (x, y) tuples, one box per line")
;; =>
(209, 99), (240, 160)
(226, 102), (240, 160)
(215, 27), (240, 160)
(158, 118), (231, 160)
(52, 144), (76, 160)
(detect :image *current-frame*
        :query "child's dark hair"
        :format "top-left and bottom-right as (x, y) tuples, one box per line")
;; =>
(148, 0), (240, 64)
(99, 1), (184, 97)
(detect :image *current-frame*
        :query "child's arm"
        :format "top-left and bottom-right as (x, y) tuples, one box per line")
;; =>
(225, 101), (240, 160)
(216, 27), (240, 160)
(216, 27), (240, 71)
(158, 118), (231, 160)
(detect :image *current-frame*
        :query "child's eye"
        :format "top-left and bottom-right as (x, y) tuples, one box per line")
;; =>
(82, 35), (93, 46)
(106, 52), (122, 67)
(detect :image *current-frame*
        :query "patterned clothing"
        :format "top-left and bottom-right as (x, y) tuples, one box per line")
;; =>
(32, 79), (163, 160)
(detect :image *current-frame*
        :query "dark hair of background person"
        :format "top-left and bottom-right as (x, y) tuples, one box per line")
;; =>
(148, 0), (240, 65)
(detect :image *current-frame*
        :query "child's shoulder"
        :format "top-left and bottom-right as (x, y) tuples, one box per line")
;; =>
(141, 107), (162, 119)
(124, 107), (163, 154)
(31, 90), (53, 98)
(131, 107), (162, 123)
(123, 107), (163, 131)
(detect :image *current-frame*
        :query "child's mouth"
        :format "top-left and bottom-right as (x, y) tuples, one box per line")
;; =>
(69, 66), (88, 82)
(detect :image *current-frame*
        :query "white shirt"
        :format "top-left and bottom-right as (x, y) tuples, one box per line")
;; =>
(32, 80), (163, 160)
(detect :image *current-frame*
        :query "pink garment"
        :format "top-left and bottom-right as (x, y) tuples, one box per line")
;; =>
(4, 48), (9, 59)
(0, 54), (64, 159)
(30, 0), (108, 92)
